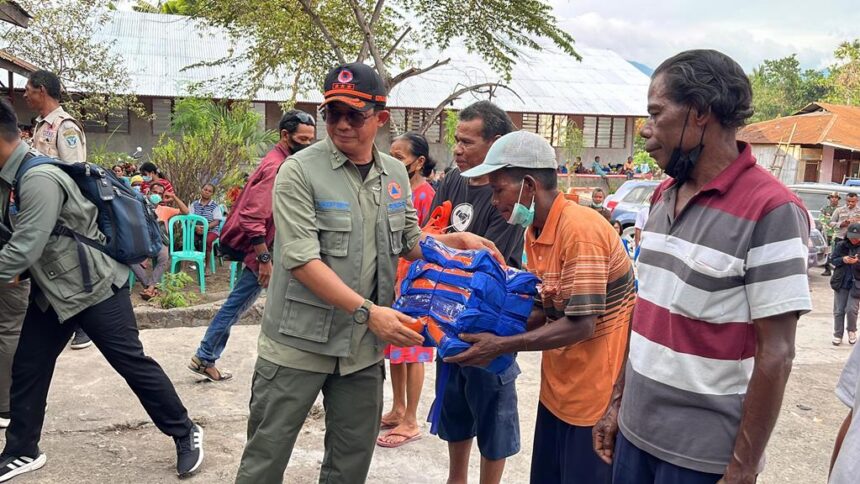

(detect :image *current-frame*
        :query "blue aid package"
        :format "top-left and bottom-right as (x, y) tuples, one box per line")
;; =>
(393, 237), (541, 374)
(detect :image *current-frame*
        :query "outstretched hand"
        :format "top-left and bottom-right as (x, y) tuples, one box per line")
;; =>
(443, 332), (505, 367)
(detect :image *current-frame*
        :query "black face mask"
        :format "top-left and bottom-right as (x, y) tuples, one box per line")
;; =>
(666, 106), (707, 186)
(290, 138), (311, 153)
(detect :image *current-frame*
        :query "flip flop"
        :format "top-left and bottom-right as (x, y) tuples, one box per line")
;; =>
(376, 430), (422, 448)
(379, 416), (400, 430)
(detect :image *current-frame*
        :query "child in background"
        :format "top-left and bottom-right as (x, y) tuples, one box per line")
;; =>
(378, 132), (437, 448)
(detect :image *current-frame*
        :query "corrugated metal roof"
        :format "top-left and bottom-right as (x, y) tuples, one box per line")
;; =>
(738, 102), (860, 151)
(15, 10), (651, 116)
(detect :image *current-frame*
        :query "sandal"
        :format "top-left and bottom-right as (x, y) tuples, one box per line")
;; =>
(188, 356), (233, 382)
(376, 430), (422, 448)
(140, 287), (155, 301)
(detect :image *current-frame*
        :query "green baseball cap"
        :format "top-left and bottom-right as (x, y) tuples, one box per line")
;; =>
(461, 130), (558, 178)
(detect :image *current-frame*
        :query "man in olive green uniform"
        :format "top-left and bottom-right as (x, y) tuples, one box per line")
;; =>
(0, 98), (203, 481)
(235, 63), (500, 484)
(23, 70), (91, 350)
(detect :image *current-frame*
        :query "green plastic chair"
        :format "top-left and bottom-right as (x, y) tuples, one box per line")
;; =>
(209, 217), (226, 274)
(168, 214), (208, 293)
(229, 261), (243, 290)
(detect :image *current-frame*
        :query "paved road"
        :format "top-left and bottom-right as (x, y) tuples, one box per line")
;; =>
(7, 272), (853, 483)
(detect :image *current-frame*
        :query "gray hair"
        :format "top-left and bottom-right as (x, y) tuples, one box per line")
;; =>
(653, 49), (753, 128)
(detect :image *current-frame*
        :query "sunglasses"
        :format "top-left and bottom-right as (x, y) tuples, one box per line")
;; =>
(320, 106), (375, 128)
(294, 111), (316, 126)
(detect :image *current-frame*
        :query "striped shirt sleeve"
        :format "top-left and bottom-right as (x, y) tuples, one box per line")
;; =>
(744, 202), (812, 320)
(563, 242), (610, 317)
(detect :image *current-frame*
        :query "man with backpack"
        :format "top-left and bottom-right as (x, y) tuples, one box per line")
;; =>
(24, 69), (91, 350)
(0, 99), (203, 481)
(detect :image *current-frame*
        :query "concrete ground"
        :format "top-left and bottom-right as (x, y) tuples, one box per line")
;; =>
(6, 271), (855, 483)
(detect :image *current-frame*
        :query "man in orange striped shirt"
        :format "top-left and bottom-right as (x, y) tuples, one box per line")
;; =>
(449, 131), (635, 484)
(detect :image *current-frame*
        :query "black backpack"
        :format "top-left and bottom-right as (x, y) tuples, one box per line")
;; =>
(13, 155), (164, 292)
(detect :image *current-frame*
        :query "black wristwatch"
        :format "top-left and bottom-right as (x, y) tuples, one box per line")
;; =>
(353, 299), (373, 324)
(256, 252), (272, 264)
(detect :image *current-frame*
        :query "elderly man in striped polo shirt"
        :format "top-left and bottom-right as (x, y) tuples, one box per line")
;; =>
(592, 50), (812, 484)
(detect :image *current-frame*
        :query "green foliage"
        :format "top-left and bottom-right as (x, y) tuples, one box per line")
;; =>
(133, 0), (198, 14)
(186, 0), (578, 110)
(155, 272), (197, 309)
(149, 98), (277, 202)
(633, 150), (660, 175)
(443, 109), (459, 150)
(748, 55), (832, 123)
(827, 40), (860, 106)
(558, 121), (584, 163)
(3, 0), (146, 124)
(749, 40), (860, 122)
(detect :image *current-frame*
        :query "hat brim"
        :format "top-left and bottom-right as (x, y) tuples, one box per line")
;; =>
(319, 95), (374, 112)
(849, 231), (860, 239)
(461, 163), (508, 178)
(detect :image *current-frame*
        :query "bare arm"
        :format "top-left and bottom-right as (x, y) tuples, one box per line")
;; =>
(444, 315), (597, 367)
(721, 312), (797, 483)
(830, 410), (852, 477)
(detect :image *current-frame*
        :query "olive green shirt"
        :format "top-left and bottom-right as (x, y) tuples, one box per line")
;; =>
(0, 142), (126, 321)
(258, 139), (421, 375)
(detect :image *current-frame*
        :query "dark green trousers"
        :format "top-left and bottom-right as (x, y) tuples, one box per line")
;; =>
(235, 357), (384, 484)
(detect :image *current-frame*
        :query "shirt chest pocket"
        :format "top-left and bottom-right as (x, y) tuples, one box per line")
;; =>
(316, 210), (352, 257)
(388, 210), (406, 255)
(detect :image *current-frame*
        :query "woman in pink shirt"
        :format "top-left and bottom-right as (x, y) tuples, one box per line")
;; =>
(379, 132), (436, 447)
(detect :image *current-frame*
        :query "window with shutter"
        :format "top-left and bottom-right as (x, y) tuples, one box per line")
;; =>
(522, 113), (539, 133)
(107, 109), (129, 134)
(152, 98), (173, 135)
(583, 116), (597, 148)
(611, 117), (626, 148)
(596, 117), (612, 148)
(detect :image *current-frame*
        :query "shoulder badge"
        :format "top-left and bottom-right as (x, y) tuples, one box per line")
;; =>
(62, 129), (80, 148)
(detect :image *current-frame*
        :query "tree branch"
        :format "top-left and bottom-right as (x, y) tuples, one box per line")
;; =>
(346, 0), (389, 84)
(358, 0), (386, 61)
(417, 82), (520, 136)
(390, 58), (451, 89)
(383, 27), (411, 63)
(297, 0), (346, 64)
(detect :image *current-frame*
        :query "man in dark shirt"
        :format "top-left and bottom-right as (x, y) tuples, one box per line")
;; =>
(429, 101), (523, 484)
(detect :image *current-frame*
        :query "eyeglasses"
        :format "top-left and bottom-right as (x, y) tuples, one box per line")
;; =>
(320, 106), (375, 128)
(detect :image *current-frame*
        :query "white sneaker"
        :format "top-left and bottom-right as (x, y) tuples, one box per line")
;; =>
(0, 453), (46, 482)
(0, 416), (9, 429)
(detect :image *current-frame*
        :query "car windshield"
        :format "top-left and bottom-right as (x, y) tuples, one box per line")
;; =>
(795, 191), (831, 212)
(622, 185), (656, 205)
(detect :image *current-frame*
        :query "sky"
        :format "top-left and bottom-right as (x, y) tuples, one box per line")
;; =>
(549, 0), (860, 72)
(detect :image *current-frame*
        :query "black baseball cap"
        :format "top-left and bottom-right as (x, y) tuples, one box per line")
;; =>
(320, 63), (387, 112)
(849, 223), (860, 239)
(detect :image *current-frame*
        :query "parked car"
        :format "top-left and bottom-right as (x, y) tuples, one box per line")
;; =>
(605, 179), (657, 212)
(808, 224), (829, 268)
(787, 183), (854, 221)
(610, 181), (661, 251)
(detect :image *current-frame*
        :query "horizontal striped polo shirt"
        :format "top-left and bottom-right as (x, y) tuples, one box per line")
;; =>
(618, 143), (812, 474)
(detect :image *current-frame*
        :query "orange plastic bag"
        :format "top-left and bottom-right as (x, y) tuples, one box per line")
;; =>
(394, 201), (452, 297)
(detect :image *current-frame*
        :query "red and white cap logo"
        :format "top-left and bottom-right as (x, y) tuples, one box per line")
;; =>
(337, 69), (354, 83)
